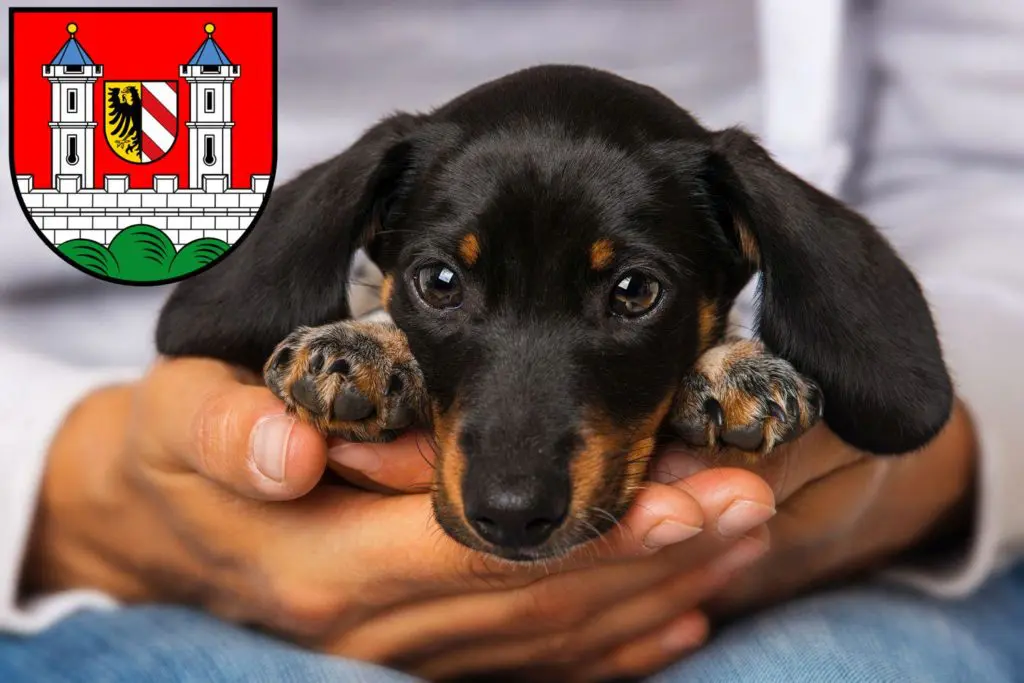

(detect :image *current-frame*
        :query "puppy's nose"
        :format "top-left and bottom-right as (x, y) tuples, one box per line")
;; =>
(464, 479), (569, 549)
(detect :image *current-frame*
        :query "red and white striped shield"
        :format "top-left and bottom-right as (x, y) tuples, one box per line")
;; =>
(139, 80), (178, 162)
(103, 79), (179, 164)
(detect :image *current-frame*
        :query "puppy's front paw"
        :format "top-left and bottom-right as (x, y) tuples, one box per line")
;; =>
(263, 321), (428, 442)
(669, 339), (823, 456)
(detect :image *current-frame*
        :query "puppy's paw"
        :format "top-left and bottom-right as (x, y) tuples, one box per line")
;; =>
(263, 321), (428, 442)
(669, 339), (823, 456)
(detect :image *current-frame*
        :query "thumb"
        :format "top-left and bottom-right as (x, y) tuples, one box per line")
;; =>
(139, 357), (328, 501)
(325, 430), (437, 494)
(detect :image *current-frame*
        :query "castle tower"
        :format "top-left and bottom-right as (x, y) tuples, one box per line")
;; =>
(180, 23), (239, 190)
(43, 23), (101, 189)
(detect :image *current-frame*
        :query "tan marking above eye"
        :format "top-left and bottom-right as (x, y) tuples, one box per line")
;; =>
(458, 233), (481, 267)
(589, 238), (615, 271)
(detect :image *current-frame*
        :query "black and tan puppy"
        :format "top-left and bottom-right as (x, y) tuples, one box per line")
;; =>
(156, 65), (953, 562)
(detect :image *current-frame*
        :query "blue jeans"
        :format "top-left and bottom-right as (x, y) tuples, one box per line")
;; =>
(3, 564), (1023, 683)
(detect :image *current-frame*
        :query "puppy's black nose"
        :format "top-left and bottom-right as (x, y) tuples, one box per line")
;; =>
(464, 479), (569, 549)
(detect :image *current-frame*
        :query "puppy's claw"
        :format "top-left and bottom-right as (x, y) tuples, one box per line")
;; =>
(307, 353), (324, 374)
(705, 398), (725, 428)
(269, 345), (292, 372)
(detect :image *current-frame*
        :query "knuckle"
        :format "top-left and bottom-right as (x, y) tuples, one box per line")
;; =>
(192, 390), (241, 479)
(273, 583), (344, 637)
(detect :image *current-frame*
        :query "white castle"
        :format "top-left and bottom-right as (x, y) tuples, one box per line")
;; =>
(15, 22), (270, 249)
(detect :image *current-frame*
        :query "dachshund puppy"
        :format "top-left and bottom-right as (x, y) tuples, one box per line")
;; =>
(156, 65), (953, 562)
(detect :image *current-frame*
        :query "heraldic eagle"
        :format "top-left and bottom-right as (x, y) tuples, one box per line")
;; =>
(107, 85), (142, 157)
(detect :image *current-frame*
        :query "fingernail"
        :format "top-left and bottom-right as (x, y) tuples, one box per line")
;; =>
(650, 450), (707, 484)
(250, 414), (295, 483)
(708, 537), (769, 575)
(717, 500), (776, 538)
(643, 520), (703, 550)
(328, 443), (382, 474)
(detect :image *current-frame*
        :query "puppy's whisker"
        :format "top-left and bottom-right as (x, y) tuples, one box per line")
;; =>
(576, 516), (614, 558)
(414, 434), (439, 473)
(589, 505), (630, 547)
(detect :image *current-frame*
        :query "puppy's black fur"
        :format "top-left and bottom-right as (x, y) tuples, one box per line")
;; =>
(157, 65), (953, 558)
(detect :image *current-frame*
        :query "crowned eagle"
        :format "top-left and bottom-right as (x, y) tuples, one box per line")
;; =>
(106, 85), (142, 156)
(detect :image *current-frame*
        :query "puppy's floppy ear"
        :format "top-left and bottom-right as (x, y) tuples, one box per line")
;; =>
(705, 127), (953, 455)
(156, 113), (423, 373)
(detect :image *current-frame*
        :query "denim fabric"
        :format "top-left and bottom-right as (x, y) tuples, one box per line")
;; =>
(656, 563), (1024, 683)
(2, 564), (1022, 683)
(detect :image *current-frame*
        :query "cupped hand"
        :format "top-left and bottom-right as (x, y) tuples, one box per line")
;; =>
(646, 400), (976, 620)
(26, 357), (776, 682)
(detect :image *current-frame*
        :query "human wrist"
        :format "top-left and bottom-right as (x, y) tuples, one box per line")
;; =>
(21, 383), (155, 602)
(894, 399), (977, 563)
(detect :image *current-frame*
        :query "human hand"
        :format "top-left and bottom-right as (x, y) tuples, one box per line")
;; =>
(24, 357), (776, 681)
(648, 399), (976, 620)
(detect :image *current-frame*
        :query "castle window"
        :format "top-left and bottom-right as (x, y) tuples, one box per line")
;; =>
(203, 135), (216, 166)
(201, 65), (220, 74)
(67, 89), (77, 113)
(64, 65), (83, 74)
(67, 136), (79, 166)
(204, 89), (215, 113)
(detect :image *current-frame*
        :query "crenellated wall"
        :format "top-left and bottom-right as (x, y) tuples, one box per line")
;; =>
(15, 173), (270, 248)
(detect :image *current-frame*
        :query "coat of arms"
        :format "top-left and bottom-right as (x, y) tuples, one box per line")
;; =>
(9, 9), (277, 285)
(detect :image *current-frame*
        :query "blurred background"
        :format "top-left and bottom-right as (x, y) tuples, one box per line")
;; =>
(2, 0), (1021, 374)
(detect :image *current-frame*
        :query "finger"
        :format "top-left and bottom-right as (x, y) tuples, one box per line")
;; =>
(333, 530), (720, 664)
(331, 513), (767, 667)
(303, 466), (772, 636)
(351, 466), (771, 591)
(708, 400), (975, 618)
(755, 425), (865, 502)
(140, 357), (328, 501)
(670, 467), (778, 539)
(581, 481), (705, 559)
(651, 424), (864, 505)
(325, 430), (437, 494)
(573, 610), (709, 683)
(565, 528), (769, 660)
(709, 456), (897, 615)
(589, 467), (775, 559)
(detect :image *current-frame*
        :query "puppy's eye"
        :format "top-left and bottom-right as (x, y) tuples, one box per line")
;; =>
(415, 263), (463, 309)
(610, 271), (661, 317)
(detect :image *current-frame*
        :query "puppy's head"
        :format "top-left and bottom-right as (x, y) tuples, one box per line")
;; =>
(157, 66), (952, 561)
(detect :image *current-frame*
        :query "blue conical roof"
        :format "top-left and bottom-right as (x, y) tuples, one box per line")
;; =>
(51, 36), (94, 66)
(187, 36), (232, 66)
